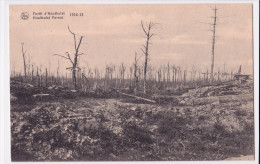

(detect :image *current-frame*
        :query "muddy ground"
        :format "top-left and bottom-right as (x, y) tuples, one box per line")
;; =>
(10, 79), (254, 161)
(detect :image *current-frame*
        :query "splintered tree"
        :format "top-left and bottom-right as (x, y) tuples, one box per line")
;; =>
(133, 52), (142, 94)
(141, 20), (156, 94)
(21, 43), (27, 78)
(54, 26), (85, 90)
(210, 6), (217, 83)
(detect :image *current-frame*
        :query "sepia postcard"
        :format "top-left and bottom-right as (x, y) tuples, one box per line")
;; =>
(2, 0), (259, 163)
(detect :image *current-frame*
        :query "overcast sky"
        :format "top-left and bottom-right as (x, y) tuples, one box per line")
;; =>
(10, 4), (253, 76)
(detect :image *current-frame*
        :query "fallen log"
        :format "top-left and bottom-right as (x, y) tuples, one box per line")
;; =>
(32, 94), (50, 98)
(32, 94), (51, 101)
(116, 91), (156, 103)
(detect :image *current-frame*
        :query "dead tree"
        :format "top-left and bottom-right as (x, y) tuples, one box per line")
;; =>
(206, 69), (209, 83)
(27, 55), (31, 79)
(162, 66), (167, 82)
(158, 68), (162, 83)
(109, 65), (114, 80)
(56, 60), (59, 82)
(45, 68), (48, 87)
(167, 62), (170, 83)
(177, 67), (182, 85)
(54, 26), (85, 90)
(191, 66), (197, 85)
(31, 64), (34, 84)
(36, 66), (40, 86)
(21, 43), (27, 78)
(133, 52), (142, 94)
(172, 66), (175, 83)
(119, 63), (126, 87)
(129, 66), (133, 86)
(141, 20), (156, 94)
(210, 6), (217, 83)
(237, 65), (242, 75)
(39, 65), (42, 86)
(183, 69), (187, 85)
(148, 66), (154, 81)
(217, 68), (220, 81)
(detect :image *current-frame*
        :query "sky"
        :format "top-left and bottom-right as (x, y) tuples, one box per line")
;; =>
(9, 4), (253, 76)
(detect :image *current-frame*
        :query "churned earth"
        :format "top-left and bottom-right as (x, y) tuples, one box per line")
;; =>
(11, 79), (254, 161)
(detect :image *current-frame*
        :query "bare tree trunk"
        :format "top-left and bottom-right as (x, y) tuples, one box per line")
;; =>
(184, 70), (187, 85)
(21, 43), (27, 80)
(167, 62), (170, 83)
(40, 66), (42, 86)
(174, 69), (177, 84)
(134, 53), (139, 94)
(120, 63), (126, 88)
(129, 66), (133, 87)
(141, 21), (156, 94)
(51, 76), (54, 86)
(45, 68), (48, 87)
(206, 69), (209, 83)
(72, 69), (76, 89)
(36, 67), (40, 86)
(210, 6), (217, 83)
(57, 60), (59, 83)
(158, 69), (161, 83)
(217, 69), (220, 81)
(31, 64), (34, 84)
(238, 65), (241, 75)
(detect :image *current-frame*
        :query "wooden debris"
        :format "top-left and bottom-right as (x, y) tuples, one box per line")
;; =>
(32, 94), (50, 98)
(116, 91), (156, 103)
(31, 94), (51, 101)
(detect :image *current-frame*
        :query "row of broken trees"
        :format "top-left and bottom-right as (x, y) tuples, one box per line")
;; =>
(11, 63), (237, 94)
(14, 22), (237, 95)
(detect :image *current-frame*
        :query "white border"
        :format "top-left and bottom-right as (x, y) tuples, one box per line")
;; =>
(1, 0), (259, 164)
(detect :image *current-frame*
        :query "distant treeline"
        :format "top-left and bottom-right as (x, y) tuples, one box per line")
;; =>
(10, 63), (237, 93)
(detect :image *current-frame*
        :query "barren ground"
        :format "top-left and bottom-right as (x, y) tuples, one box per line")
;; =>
(11, 80), (254, 161)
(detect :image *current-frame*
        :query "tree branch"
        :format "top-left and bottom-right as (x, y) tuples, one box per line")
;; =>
(53, 53), (74, 65)
(141, 20), (148, 36)
(53, 54), (69, 59)
(149, 33), (155, 39)
(76, 36), (84, 52)
(141, 48), (145, 54)
(68, 26), (77, 50)
(65, 52), (74, 64)
(137, 54), (144, 61)
(77, 53), (86, 56)
(68, 26), (75, 35)
(149, 22), (158, 28)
